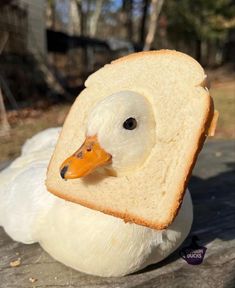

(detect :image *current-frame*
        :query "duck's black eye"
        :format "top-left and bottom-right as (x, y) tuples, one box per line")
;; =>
(123, 117), (137, 130)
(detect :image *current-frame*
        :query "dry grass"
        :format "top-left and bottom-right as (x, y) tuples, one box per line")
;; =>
(0, 104), (70, 162)
(210, 82), (235, 139)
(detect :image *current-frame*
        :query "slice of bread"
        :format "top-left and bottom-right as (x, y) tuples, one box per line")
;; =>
(46, 50), (215, 230)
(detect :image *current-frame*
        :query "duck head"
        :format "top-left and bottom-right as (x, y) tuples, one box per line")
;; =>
(60, 91), (156, 179)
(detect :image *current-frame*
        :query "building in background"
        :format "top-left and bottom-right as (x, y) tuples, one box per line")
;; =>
(0, 0), (48, 108)
(0, 0), (46, 56)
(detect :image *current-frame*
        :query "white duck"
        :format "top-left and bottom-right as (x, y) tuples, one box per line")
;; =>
(0, 91), (193, 277)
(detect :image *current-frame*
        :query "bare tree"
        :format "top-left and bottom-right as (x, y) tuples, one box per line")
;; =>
(144, 0), (164, 51)
(88, 0), (104, 37)
(139, 0), (150, 46)
(120, 0), (133, 40)
(68, 0), (82, 35)
(76, 0), (84, 35)
(0, 88), (10, 137)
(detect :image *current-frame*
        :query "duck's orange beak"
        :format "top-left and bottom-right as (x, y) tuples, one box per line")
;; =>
(60, 136), (112, 179)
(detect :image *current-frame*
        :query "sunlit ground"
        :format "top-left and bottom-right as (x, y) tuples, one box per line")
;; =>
(210, 83), (235, 139)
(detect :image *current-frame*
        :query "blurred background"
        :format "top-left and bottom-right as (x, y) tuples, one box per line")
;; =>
(0, 0), (234, 162)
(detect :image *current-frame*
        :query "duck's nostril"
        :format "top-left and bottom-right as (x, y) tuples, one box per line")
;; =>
(60, 165), (68, 179)
(76, 151), (83, 158)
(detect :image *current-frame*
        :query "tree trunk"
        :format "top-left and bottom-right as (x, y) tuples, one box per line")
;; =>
(0, 87), (10, 137)
(76, 0), (84, 36)
(143, 0), (164, 51)
(126, 0), (133, 40)
(139, 0), (150, 46)
(0, 32), (10, 137)
(195, 38), (201, 63)
(88, 0), (104, 37)
(68, 0), (81, 36)
(121, 0), (133, 40)
(0, 31), (8, 54)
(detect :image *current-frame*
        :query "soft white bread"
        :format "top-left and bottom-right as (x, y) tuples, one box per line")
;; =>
(46, 50), (214, 230)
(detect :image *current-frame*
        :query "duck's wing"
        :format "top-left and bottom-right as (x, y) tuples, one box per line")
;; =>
(142, 189), (193, 268)
(21, 128), (61, 156)
(0, 128), (61, 244)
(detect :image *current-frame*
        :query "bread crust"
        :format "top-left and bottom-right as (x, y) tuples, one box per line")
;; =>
(165, 95), (214, 229)
(46, 50), (215, 230)
(112, 50), (203, 72)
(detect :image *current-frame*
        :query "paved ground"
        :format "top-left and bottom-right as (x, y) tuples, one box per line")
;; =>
(0, 139), (235, 288)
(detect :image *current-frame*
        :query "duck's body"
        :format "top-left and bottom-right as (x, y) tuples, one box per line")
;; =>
(0, 128), (193, 277)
